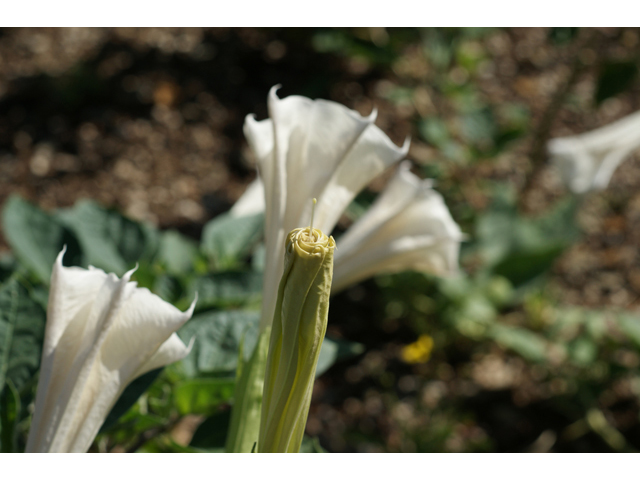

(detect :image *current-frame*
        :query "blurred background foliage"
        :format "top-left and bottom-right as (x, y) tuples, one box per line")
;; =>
(2, 27), (640, 452)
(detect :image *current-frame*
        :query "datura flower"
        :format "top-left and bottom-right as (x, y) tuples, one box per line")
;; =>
(26, 248), (196, 453)
(548, 110), (640, 193)
(243, 86), (409, 331)
(259, 225), (335, 453)
(332, 161), (463, 293)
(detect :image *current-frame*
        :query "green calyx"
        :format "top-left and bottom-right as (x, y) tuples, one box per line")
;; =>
(258, 227), (335, 453)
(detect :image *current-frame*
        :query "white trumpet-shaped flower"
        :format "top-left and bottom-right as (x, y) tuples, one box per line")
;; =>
(244, 86), (409, 330)
(332, 161), (463, 293)
(26, 248), (196, 453)
(548, 110), (640, 193)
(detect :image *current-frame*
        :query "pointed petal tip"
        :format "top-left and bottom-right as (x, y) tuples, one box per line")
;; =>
(185, 293), (198, 317)
(122, 263), (139, 283)
(367, 107), (378, 123)
(268, 84), (282, 102)
(185, 336), (196, 355)
(56, 245), (67, 266)
(401, 135), (411, 155)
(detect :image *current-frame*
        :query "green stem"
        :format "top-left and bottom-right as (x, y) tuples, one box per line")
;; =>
(224, 327), (270, 453)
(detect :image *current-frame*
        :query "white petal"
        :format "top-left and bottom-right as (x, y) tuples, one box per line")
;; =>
(244, 87), (409, 329)
(332, 165), (462, 293)
(135, 333), (195, 377)
(26, 250), (196, 453)
(313, 130), (409, 234)
(269, 88), (375, 233)
(548, 110), (640, 193)
(229, 178), (265, 217)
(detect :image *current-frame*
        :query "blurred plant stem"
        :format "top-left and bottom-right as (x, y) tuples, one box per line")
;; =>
(562, 408), (636, 453)
(225, 328), (270, 453)
(518, 29), (598, 213)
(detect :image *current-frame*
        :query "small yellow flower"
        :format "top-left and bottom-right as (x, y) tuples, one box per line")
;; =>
(401, 335), (434, 364)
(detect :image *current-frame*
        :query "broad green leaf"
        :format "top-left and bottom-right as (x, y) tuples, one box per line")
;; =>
(492, 245), (565, 288)
(488, 324), (548, 363)
(316, 336), (364, 378)
(56, 200), (159, 276)
(174, 378), (235, 415)
(0, 277), (46, 398)
(1, 196), (81, 282)
(201, 213), (264, 269)
(158, 230), (199, 275)
(152, 274), (185, 305)
(177, 309), (260, 377)
(0, 380), (20, 453)
(476, 197), (579, 270)
(187, 271), (263, 310)
(99, 368), (163, 433)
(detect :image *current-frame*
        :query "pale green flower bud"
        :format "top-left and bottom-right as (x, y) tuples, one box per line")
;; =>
(258, 226), (335, 453)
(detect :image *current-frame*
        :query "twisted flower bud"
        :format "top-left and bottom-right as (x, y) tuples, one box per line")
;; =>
(258, 225), (335, 453)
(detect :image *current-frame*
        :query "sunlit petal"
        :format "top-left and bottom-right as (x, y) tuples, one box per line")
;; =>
(548, 110), (640, 193)
(26, 248), (196, 453)
(332, 162), (463, 293)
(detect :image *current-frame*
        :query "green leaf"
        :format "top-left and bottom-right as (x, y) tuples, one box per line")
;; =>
(190, 410), (230, 450)
(0, 380), (20, 453)
(476, 197), (579, 270)
(178, 309), (260, 377)
(448, 293), (497, 339)
(152, 274), (184, 304)
(0, 277), (47, 398)
(56, 200), (159, 276)
(174, 378), (235, 415)
(569, 337), (597, 367)
(617, 314), (640, 348)
(99, 368), (163, 433)
(595, 61), (639, 104)
(492, 245), (565, 288)
(316, 336), (364, 378)
(187, 271), (263, 310)
(418, 117), (450, 148)
(201, 213), (264, 269)
(488, 324), (548, 363)
(158, 230), (199, 275)
(459, 108), (496, 149)
(225, 327), (270, 453)
(1, 196), (81, 282)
